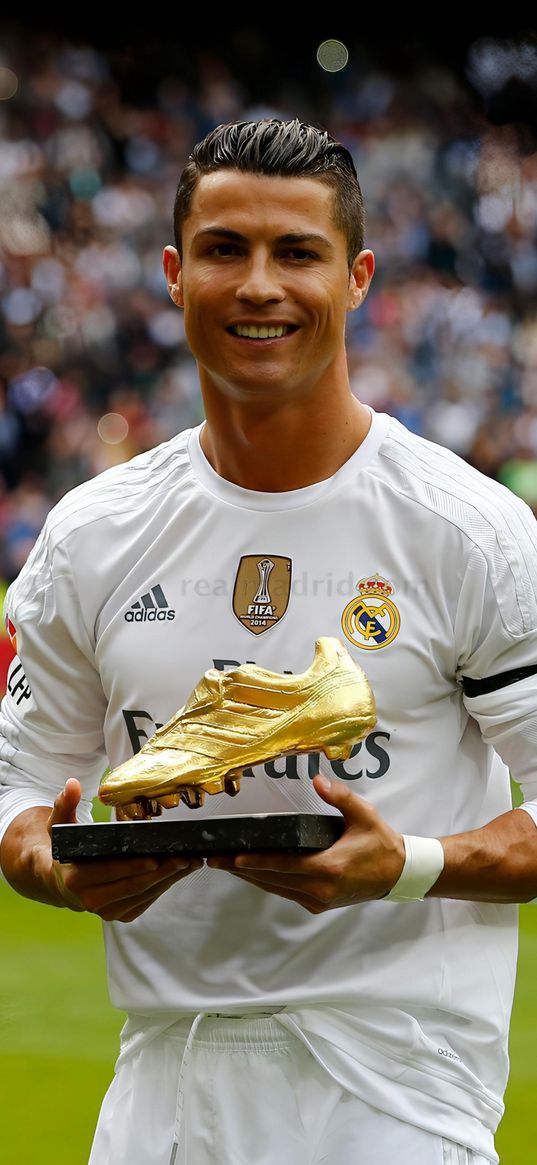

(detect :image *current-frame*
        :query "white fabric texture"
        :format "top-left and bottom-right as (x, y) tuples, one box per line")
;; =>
(2, 409), (537, 1157)
(88, 1014), (496, 1165)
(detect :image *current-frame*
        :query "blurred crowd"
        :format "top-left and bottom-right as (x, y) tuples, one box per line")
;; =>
(2, 24), (537, 587)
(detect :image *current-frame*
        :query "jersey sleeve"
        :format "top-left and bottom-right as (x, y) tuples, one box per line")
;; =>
(0, 520), (108, 848)
(455, 497), (537, 810)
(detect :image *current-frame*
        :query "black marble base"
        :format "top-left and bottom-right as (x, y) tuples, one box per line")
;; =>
(51, 813), (345, 862)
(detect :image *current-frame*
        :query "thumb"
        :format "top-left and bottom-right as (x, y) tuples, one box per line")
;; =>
(312, 772), (370, 825)
(47, 778), (82, 833)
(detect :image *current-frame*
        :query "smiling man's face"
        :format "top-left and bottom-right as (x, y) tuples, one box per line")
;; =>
(163, 169), (373, 404)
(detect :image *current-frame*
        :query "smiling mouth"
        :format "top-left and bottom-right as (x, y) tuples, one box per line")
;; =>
(228, 324), (298, 339)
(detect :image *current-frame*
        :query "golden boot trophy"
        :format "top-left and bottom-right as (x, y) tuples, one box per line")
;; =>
(99, 637), (376, 816)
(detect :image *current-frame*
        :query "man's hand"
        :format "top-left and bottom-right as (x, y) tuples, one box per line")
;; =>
(45, 778), (202, 922)
(6, 777), (202, 923)
(207, 774), (405, 911)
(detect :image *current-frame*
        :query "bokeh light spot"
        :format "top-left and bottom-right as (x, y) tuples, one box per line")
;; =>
(0, 67), (18, 100)
(316, 40), (349, 73)
(97, 413), (129, 445)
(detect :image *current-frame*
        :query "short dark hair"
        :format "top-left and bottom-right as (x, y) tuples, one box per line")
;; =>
(173, 118), (365, 267)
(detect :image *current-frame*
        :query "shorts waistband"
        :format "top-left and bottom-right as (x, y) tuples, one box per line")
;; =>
(167, 1012), (293, 1051)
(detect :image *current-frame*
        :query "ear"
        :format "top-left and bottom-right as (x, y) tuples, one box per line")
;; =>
(347, 248), (375, 311)
(163, 245), (184, 308)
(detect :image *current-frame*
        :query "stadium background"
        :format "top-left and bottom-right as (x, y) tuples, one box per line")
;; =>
(1, 15), (537, 1162)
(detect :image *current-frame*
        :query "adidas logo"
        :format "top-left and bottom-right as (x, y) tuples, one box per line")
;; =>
(125, 584), (175, 623)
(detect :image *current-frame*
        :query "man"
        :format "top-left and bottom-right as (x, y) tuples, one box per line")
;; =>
(1, 118), (536, 1165)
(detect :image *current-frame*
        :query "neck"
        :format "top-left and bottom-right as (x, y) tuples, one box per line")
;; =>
(198, 383), (372, 492)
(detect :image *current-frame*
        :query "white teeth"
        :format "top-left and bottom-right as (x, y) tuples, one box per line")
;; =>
(233, 324), (290, 339)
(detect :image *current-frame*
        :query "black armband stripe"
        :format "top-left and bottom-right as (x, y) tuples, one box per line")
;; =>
(462, 664), (537, 697)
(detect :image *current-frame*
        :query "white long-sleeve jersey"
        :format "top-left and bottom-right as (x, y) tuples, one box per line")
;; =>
(2, 408), (537, 1160)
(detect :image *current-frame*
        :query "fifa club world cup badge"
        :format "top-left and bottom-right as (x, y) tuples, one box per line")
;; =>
(233, 555), (292, 635)
(341, 574), (400, 650)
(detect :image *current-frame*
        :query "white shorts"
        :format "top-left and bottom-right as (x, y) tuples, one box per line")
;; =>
(88, 1014), (496, 1165)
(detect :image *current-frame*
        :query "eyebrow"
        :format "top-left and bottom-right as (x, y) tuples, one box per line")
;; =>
(193, 227), (334, 250)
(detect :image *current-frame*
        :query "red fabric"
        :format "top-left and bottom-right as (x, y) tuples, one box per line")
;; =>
(0, 636), (15, 696)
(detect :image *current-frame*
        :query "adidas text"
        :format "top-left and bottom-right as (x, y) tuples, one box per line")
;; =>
(125, 608), (175, 622)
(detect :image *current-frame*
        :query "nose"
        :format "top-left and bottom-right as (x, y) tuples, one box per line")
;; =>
(235, 253), (285, 304)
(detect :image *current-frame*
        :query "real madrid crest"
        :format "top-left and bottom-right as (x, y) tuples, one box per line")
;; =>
(341, 573), (400, 650)
(233, 555), (292, 635)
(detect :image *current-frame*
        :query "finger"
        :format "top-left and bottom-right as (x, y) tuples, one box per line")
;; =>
(63, 866), (164, 911)
(98, 865), (200, 922)
(64, 850), (203, 889)
(312, 773), (372, 827)
(221, 868), (327, 913)
(238, 870), (332, 900)
(75, 857), (195, 911)
(96, 854), (201, 901)
(61, 856), (163, 889)
(211, 859), (331, 897)
(47, 778), (82, 832)
(208, 850), (323, 875)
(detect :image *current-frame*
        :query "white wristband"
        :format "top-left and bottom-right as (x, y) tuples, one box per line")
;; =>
(384, 835), (445, 901)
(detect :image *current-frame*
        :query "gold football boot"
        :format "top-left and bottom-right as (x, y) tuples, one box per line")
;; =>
(99, 636), (376, 814)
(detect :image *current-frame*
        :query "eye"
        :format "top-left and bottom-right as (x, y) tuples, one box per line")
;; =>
(209, 242), (240, 257)
(283, 248), (317, 261)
